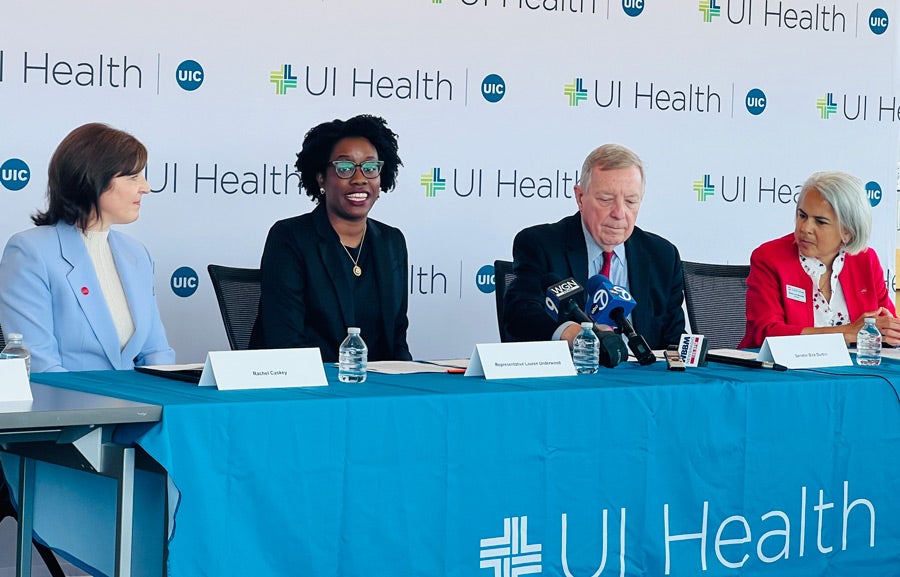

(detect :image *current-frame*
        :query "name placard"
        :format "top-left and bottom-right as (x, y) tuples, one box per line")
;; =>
(758, 334), (852, 369)
(0, 359), (32, 402)
(465, 341), (576, 379)
(199, 348), (328, 390)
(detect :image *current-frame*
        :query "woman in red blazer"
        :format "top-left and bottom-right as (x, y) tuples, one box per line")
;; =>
(740, 171), (900, 349)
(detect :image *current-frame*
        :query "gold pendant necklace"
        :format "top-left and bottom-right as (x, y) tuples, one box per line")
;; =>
(341, 227), (366, 277)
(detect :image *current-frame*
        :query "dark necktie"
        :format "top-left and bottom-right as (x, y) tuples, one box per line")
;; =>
(600, 251), (614, 278)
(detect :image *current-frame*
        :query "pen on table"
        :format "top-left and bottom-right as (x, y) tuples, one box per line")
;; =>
(446, 368), (466, 374)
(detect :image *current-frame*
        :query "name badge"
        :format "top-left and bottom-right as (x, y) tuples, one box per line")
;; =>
(786, 285), (806, 303)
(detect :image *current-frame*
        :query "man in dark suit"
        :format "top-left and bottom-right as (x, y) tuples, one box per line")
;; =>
(503, 144), (685, 350)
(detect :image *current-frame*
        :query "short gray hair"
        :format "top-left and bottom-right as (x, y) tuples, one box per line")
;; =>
(578, 143), (645, 193)
(798, 171), (872, 254)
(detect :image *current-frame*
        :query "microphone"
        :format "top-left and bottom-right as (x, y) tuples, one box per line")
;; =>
(676, 334), (786, 371)
(677, 334), (709, 367)
(542, 274), (627, 368)
(585, 275), (656, 366)
(543, 274), (590, 324)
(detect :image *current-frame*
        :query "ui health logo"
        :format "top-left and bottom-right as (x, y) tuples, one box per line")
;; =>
(421, 168), (447, 197)
(817, 93), (837, 119)
(176, 60), (204, 91)
(564, 78), (588, 107)
(698, 0), (721, 22)
(270, 64), (298, 95)
(171, 266), (199, 297)
(0, 159), (30, 191)
(692, 173), (802, 204)
(480, 516), (542, 576)
(693, 175), (715, 201)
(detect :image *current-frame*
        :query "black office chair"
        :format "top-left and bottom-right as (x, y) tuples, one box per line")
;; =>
(681, 261), (751, 349)
(207, 265), (262, 351)
(493, 260), (515, 342)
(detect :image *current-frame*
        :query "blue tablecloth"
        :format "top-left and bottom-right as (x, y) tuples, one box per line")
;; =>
(33, 360), (900, 576)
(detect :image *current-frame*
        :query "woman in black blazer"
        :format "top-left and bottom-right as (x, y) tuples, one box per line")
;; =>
(250, 115), (412, 362)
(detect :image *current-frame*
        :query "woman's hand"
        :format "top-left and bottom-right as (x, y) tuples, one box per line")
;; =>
(848, 308), (900, 346)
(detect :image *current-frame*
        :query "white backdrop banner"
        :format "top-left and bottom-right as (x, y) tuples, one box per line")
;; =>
(1, 0), (898, 361)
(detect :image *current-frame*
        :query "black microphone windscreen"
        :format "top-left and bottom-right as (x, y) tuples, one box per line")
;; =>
(597, 330), (628, 368)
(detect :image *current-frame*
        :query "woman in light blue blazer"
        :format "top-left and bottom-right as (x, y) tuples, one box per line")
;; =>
(0, 123), (175, 372)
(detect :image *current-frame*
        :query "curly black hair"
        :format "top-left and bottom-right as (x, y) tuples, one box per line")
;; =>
(295, 114), (402, 203)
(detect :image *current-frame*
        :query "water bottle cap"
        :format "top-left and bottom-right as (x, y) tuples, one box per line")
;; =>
(580, 322), (593, 329)
(347, 327), (361, 335)
(864, 317), (876, 325)
(7, 333), (22, 341)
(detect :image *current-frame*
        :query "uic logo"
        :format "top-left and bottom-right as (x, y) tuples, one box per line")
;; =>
(171, 266), (199, 297)
(0, 159), (30, 191)
(176, 60), (204, 91)
(865, 181), (882, 207)
(623, 0), (644, 17)
(475, 264), (495, 294)
(869, 8), (889, 34)
(482, 74), (506, 103)
(746, 88), (766, 115)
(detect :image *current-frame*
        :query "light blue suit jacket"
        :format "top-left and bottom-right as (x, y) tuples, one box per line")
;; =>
(0, 222), (175, 372)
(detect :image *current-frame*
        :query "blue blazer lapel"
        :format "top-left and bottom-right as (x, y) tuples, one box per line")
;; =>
(58, 224), (122, 367)
(109, 231), (146, 363)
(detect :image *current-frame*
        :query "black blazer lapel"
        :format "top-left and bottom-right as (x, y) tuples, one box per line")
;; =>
(369, 221), (397, 350)
(312, 206), (354, 327)
(624, 227), (650, 333)
(564, 213), (589, 287)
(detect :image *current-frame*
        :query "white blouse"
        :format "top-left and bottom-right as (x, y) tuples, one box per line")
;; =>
(799, 250), (850, 328)
(82, 230), (135, 349)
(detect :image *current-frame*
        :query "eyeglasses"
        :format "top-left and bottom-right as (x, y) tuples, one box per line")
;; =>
(330, 160), (384, 179)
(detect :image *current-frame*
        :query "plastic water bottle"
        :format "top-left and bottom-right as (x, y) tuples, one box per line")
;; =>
(0, 333), (31, 378)
(856, 317), (882, 366)
(338, 327), (368, 383)
(572, 322), (599, 375)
